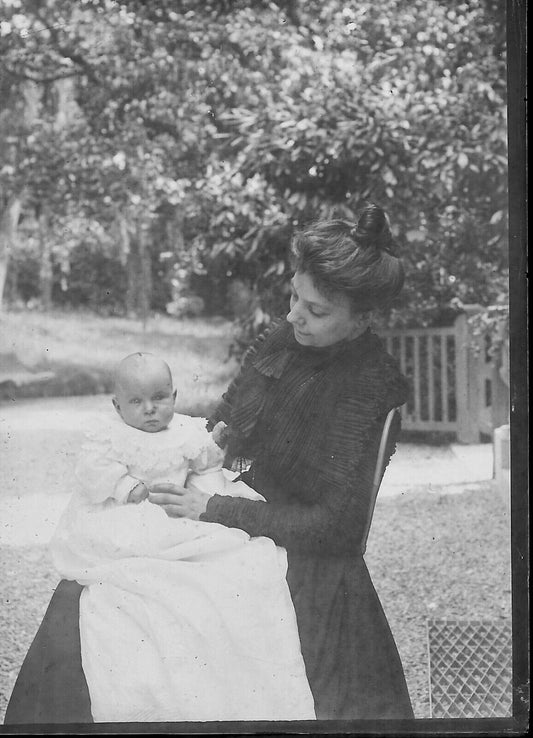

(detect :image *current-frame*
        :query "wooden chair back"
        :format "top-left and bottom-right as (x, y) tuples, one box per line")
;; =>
(361, 407), (401, 555)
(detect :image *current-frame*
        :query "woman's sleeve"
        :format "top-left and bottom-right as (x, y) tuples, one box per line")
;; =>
(75, 438), (140, 505)
(202, 367), (406, 554)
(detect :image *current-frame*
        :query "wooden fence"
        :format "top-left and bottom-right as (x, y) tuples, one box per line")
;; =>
(381, 310), (509, 443)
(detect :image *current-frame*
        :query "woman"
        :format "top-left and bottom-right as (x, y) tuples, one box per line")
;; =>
(5, 203), (413, 723)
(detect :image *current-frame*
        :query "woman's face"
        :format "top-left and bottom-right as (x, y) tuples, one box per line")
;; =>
(287, 271), (365, 347)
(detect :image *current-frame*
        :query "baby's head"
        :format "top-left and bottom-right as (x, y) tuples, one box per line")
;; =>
(112, 353), (176, 433)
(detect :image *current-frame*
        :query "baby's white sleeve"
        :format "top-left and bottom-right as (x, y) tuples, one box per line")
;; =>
(75, 438), (140, 505)
(185, 428), (226, 496)
(188, 432), (225, 476)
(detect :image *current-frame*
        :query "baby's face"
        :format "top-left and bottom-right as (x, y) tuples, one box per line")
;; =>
(113, 365), (176, 433)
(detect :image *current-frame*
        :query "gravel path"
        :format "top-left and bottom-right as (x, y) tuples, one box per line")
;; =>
(366, 485), (511, 718)
(0, 397), (511, 722)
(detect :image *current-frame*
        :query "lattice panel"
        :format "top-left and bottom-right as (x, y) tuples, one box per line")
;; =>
(427, 619), (512, 718)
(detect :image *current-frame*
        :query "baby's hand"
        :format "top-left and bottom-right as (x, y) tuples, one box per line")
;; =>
(127, 481), (149, 504)
(211, 421), (228, 448)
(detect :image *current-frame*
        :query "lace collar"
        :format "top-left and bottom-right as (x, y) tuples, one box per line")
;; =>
(84, 411), (213, 467)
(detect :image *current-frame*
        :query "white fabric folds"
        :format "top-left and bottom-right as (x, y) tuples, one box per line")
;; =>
(50, 413), (315, 723)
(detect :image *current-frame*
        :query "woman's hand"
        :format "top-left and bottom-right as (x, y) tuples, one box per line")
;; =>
(211, 420), (228, 448)
(148, 483), (211, 520)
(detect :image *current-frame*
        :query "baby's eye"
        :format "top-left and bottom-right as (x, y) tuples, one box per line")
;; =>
(130, 398), (141, 405)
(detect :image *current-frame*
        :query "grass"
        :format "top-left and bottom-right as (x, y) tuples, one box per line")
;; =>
(0, 309), (239, 416)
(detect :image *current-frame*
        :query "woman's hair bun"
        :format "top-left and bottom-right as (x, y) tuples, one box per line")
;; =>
(291, 202), (404, 311)
(350, 203), (396, 255)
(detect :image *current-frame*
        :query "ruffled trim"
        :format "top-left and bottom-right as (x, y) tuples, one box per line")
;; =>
(203, 337), (408, 554)
(232, 325), (386, 444)
(84, 412), (216, 474)
(251, 322), (375, 376)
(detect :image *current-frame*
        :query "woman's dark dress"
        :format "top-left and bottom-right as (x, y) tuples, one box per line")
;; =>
(5, 322), (414, 723)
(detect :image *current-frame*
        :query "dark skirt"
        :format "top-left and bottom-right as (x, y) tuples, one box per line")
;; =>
(5, 557), (413, 724)
(4, 579), (92, 724)
(287, 553), (413, 720)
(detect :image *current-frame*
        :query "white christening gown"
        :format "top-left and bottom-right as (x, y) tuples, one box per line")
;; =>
(50, 412), (315, 722)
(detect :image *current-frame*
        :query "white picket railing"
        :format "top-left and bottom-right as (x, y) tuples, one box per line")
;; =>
(381, 311), (509, 442)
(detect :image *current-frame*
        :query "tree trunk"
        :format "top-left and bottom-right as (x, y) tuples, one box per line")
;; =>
(137, 223), (152, 330)
(125, 244), (137, 317)
(117, 212), (135, 317)
(124, 219), (152, 324)
(38, 207), (53, 310)
(0, 259), (7, 308)
(118, 210), (152, 323)
(0, 195), (23, 310)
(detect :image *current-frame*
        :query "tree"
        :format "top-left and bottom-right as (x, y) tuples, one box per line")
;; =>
(0, 0), (508, 329)
(189, 0), (508, 328)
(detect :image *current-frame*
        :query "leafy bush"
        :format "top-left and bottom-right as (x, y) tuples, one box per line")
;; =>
(1, 0), (508, 338)
(51, 244), (128, 315)
(4, 250), (40, 304)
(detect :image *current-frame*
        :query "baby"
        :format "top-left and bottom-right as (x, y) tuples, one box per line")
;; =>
(50, 352), (315, 723)
(75, 351), (229, 509)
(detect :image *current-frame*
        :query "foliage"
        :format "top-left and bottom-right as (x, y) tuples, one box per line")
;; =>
(189, 0), (508, 329)
(51, 242), (128, 314)
(0, 0), (508, 334)
(468, 302), (509, 370)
